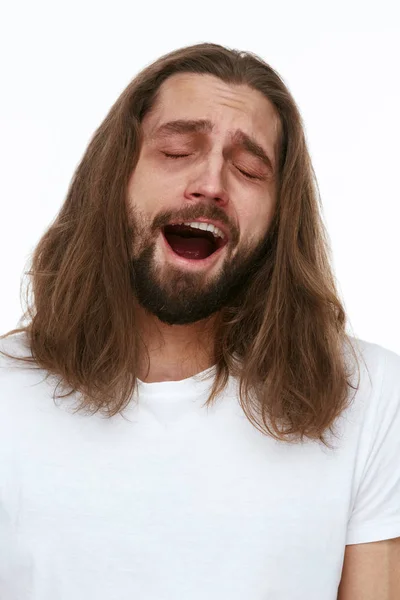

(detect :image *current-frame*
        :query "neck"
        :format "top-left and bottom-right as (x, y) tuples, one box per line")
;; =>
(135, 304), (218, 383)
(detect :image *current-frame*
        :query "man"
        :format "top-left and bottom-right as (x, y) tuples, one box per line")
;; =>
(0, 43), (399, 599)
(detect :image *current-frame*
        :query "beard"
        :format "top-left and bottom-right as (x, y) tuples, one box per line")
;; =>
(129, 225), (273, 326)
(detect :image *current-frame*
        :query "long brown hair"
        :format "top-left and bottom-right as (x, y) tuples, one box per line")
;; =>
(0, 42), (363, 447)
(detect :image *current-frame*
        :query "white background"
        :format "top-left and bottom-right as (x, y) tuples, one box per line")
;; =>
(1, 0), (399, 353)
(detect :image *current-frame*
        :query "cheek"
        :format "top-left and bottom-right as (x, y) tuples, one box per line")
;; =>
(126, 173), (154, 238)
(127, 164), (153, 206)
(128, 159), (178, 212)
(237, 198), (275, 247)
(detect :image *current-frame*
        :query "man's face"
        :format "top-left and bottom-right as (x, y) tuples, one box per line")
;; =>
(126, 73), (280, 325)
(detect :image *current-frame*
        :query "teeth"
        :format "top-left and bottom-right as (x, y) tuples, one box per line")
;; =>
(182, 221), (225, 239)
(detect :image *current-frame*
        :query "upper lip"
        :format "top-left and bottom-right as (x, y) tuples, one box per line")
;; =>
(165, 218), (230, 241)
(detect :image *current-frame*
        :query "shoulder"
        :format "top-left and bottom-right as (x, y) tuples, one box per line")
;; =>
(345, 335), (400, 402)
(342, 337), (400, 546)
(332, 335), (400, 448)
(346, 334), (400, 371)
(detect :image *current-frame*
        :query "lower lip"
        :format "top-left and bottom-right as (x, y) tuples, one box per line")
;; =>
(160, 231), (227, 269)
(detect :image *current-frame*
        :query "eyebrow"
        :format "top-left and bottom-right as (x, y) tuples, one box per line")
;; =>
(151, 119), (275, 172)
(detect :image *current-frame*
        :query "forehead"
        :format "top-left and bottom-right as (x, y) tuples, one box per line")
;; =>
(143, 73), (281, 151)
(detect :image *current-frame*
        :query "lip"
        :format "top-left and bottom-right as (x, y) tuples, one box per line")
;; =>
(165, 218), (230, 243)
(160, 229), (227, 269)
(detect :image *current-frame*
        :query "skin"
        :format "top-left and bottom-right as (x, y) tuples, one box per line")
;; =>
(125, 74), (400, 598)
(337, 538), (400, 599)
(126, 73), (281, 382)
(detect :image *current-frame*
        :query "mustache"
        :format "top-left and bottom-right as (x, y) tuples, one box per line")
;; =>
(127, 202), (241, 247)
(152, 203), (235, 233)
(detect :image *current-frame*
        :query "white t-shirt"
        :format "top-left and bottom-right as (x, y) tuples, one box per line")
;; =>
(0, 332), (399, 600)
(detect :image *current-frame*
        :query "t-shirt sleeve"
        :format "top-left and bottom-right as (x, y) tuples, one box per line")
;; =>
(346, 346), (400, 545)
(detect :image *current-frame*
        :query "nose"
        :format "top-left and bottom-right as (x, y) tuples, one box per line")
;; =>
(184, 154), (229, 207)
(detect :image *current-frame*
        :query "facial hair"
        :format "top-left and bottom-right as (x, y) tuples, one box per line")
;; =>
(129, 223), (273, 326)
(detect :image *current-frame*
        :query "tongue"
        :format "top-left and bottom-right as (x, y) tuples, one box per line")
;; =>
(166, 233), (215, 260)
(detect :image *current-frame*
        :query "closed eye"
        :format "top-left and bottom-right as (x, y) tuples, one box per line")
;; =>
(162, 152), (191, 159)
(162, 153), (263, 180)
(236, 167), (262, 181)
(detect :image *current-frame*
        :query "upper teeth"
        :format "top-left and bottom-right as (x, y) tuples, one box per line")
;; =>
(181, 221), (225, 239)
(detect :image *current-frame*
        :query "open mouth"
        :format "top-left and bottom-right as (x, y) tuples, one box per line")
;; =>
(162, 222), (228, 261)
